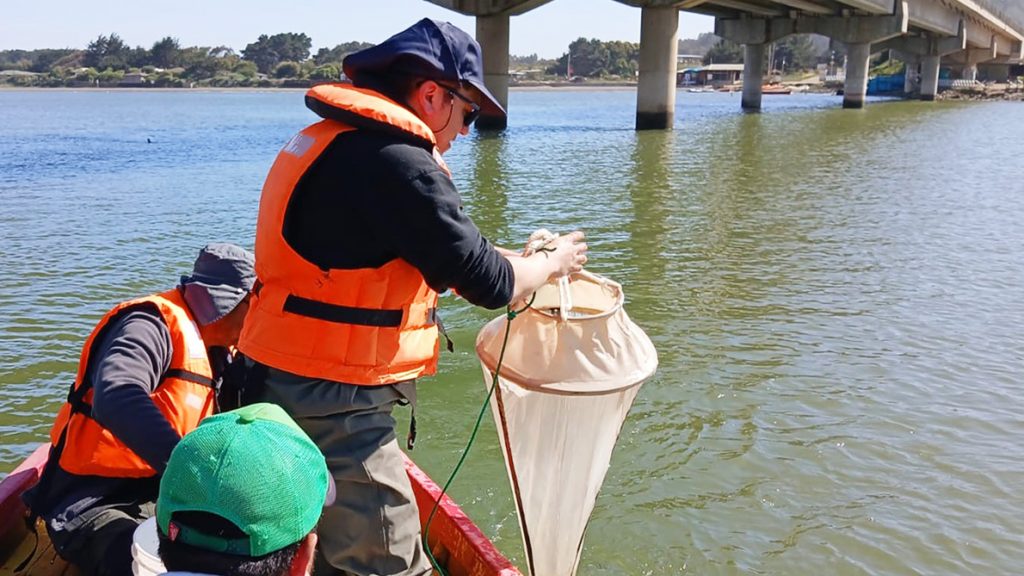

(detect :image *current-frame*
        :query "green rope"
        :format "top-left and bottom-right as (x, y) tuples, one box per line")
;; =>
(423, 294), (536, 575)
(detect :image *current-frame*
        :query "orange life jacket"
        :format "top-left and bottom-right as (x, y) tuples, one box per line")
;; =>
(49, 289), (216, 478)
(238, 84), (446, 385)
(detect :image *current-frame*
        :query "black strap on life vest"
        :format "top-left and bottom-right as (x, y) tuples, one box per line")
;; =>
(283, 294), (446, 337)
(432, 310), (455, 353)
(164, 369), (215, 388)
(284, 294), (406, 327)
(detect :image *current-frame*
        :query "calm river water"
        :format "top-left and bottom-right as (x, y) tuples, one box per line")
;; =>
(1, 88), (1022, 575)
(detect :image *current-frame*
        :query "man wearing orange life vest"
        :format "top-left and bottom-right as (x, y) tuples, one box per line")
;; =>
(23, 243), (255, 576)
(236, 18), (588, 576)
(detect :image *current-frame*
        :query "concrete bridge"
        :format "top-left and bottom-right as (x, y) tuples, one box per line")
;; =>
(426, 0), (1024, 129)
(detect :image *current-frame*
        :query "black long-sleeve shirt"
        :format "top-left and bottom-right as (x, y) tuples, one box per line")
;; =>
(27, 308), (192, 529)
(284, 129), (514, 309)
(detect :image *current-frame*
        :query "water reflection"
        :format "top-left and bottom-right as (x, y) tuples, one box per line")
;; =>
(625, 130), (675, 302)
(464, 131), (511, 244)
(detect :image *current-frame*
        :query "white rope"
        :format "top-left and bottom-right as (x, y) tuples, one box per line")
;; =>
(521, 228), (557, 258)
(522, 229), (573, 322)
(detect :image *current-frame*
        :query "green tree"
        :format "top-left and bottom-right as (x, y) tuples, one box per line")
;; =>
(176, 46), (208, 69)
(703, 39), (743, 65)
(573, 38), (609, 76)
(310, 63), (340, 81)
(0, 50), (31, 70)
(83, 36), (105, 68)
(180, 47), (237, 80)
(313, 41), (373, 65)
(96, 67), (124, 84)
(678, 32), (719, 56)
(126, 46), (150, 68)
(53, 50), (84, 69)
(509, 53), (539, 69)
(604, 40), (639, 77)
(30, 49), (77, 73)
(273, 60), (301, 78)
(208, 46), (237, 59)
(234, 60), (259, 78)
(243, 33), (313, 73)
(152, 70), (184, 87)
(150, 36), (181, 68)
(773, 35), (817, 72)
(73, 67), (98, 83)
(45, 66), (73, 86)
(548, 38), (639, 78)
(85, 33), (130, 70)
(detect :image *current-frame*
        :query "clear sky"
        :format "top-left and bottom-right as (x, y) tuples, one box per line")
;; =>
(1, 0), (714, 58)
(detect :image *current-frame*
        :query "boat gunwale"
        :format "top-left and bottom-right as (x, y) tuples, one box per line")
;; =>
(0, 444), (47, 539)
(0, 445), (522, 576)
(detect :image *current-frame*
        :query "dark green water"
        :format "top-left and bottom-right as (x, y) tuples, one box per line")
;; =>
(1, 89), (1022, 574)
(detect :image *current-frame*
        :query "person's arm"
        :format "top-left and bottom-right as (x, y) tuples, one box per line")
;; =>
(502, 232), (588, 303)
(492, 245), (519, 258)
(88, 308), (182, 474)
(368, 147), (513, 308)
(369, 144), (586, 308)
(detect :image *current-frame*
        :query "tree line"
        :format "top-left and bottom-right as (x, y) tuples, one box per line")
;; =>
(1, 31), (844, 89)
(0, 32), (374, 87)
(701, 34), (845, 72)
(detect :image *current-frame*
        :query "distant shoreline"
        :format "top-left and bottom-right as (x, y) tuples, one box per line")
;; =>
(0, 81), (640, 93)
(4, 83), (1018, 100)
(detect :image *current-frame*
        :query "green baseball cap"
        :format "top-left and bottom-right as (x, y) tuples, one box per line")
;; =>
(157, 403), (330, 556)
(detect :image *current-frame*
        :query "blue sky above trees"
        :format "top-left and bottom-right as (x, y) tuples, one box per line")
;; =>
(0, 0), (713, 58)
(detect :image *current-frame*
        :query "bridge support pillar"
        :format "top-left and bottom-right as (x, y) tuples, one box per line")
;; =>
(844, 42), (872, 108)
(871, 21), (967, 103)
(715, 17), (794, 111)
(921, 55), (940, 101)
(902, 57), (919, 94)
(891, 49), (921, 94)
(475, 13), (510, 130)
(962, 63), (977, 81)
(791, 1), (908, 108)
(959, 42), (998, 81)
(742, 44), (765, 110)
(636, 6), (678, 130)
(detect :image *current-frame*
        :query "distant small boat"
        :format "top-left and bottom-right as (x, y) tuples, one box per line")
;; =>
(761, 84), (792, 95)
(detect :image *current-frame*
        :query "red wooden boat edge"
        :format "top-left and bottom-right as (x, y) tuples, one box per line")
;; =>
(0, 445), (523, 576)
(0, 444), (48, 538)
(403, 453), (523, 576)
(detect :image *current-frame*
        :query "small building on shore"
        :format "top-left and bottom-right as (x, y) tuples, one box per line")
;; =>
(119, 72), (149, 87)
(677, 54), (703, 68)
(676, 63), (744, 87)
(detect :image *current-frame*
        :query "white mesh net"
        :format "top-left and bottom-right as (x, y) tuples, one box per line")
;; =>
(476, 270), (658, 576)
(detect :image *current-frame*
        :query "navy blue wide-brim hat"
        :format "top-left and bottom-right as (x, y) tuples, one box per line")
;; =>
(343, 18), (506, 119)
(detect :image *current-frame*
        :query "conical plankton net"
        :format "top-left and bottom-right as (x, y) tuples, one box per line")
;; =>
(476, 271), (658, 576)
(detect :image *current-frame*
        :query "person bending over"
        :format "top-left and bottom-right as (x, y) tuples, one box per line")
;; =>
(23, 243), (255, 576)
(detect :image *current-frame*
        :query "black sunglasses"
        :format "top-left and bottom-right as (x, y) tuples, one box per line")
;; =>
(436, 82), (481, 127)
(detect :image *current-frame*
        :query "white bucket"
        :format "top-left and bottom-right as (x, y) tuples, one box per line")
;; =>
(131, 517), (167, 576)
